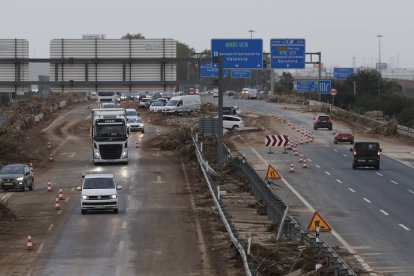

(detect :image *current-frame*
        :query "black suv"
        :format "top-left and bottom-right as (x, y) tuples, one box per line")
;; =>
(0, 164), (34, 192)
(222, 106), (237, 115)
(313, 114), (333, 130)
(350, 142), (382, 170)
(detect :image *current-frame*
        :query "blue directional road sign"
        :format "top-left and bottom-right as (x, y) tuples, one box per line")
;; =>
(295, 80), (315, 93)
(270, 39), (305, 69)
(231, 70), (251, 78)
(200, 63), (218, 78)
(334, 68), (354, 80)
(318, 80), (332, 94)
(211, 39), (263, 69)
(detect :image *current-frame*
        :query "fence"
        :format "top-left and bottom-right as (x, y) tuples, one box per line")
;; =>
(397, 125), (414, 138)
(192, 134), (357, 276)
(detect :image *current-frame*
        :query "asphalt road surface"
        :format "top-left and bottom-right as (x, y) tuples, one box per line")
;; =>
(25, 103), (224, 276)
(204, 95), (414, 275)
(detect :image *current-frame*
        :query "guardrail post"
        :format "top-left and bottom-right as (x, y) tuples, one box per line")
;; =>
(276, 206), (289, 240)
(200, 142), (203, 152)
(217, 185), (220, 200)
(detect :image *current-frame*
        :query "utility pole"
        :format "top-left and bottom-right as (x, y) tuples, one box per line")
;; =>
(377, 34), (383, 96)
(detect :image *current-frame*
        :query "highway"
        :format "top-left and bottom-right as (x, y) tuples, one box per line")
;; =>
(204, 95), (414, 275)
(22, 103), (234, 276)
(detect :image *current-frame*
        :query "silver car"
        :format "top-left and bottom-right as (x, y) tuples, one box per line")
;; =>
(127, 116), (145, 133)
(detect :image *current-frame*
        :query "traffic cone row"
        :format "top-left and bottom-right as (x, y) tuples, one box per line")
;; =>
(47, 179), (53, 192)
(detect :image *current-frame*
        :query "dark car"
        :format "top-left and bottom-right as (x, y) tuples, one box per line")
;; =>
(222, 106), (237, 115)
(350, 142), (382, 170)
(334, 129), (354, 144)
(0, 164), (34, 192)
(313, 114), (333, 130)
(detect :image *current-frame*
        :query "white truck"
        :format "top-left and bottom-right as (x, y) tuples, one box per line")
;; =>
(90, 108), (129, 164)
(162, 95), (201, 115)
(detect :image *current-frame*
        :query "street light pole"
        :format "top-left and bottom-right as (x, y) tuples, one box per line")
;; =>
(377, 34), (383, 96)
(248, 30), (255, 39)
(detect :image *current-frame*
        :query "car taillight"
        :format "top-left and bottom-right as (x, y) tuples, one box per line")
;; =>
(353, 151), (357, 155)
(378, 151), (381, 156)
(316, 120), (321, 123)
(327, 120), (333, 123)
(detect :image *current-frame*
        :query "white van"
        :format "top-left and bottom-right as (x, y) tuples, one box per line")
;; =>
(242, 88), (258, 99)
(77, 174), (122, 214)
(162, 95), (201, 115)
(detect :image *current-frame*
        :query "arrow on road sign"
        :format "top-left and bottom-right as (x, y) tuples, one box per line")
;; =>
(265, 134), (289, 147)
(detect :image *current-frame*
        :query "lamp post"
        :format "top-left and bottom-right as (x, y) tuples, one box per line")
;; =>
(377, 34), (383, 96)
(248, 30), (255, 38)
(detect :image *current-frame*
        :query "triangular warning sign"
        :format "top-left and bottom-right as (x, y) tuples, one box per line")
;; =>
(307, 211), (332, 232)
(265, 164), (281, 180)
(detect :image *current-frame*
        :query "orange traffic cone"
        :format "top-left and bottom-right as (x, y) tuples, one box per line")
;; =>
(135, 137), (139, 148)
(49, 153), (54, 161)
(47, 141), (52, 149)
(303, 159), (308, 168)
(25, 234), (33, 250)
(289, 162), (295, 173)
(58, 188), (64, 200)
(55, 196), (61, 210)
(157, 129), (161, 136)
(29, 162), (34, 172)
(299, 153), (303, 163)
(294, 148), (299, 156)
(47, 179), (53, 192)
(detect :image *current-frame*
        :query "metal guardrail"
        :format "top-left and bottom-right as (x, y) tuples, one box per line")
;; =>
(192, 136), (254, 276)
(192, 134), (356, 276)
(397, 125), (414, 138)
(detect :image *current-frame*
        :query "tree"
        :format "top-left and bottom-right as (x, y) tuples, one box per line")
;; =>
(121, 33), (145, 39)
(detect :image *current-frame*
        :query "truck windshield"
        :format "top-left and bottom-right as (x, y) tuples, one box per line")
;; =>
(165, 100), (178, 106)
(83, 178), (115, 189)
(95, 125), (126, 137)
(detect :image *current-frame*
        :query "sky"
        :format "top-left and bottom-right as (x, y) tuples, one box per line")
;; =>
(3, 0), (414, 69)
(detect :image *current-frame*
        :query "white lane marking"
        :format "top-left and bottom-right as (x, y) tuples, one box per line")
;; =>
(399, 224), (410, 231)
(122, 221), (127, 229)
(380, 210), (389, 216)
(376, 172), (383, 176)
(36, 243), (44, 255)
(325, 171), (331, 176)
(48, 224), (54, 232)
(57, 210), (62, 215)
(391, 180), (398, 185)
(65, 197), (70, 202)
(325, 145), (330, 148)
(336, 179), (343, 184)
(315, 164), (320, 168)
(118, 241), (124, 251)
(333, 149), (338, 152)
(363, 198), (372, 203)
(408, 189), (414, 194)
(342, 154), (348, 158)
(307, 158), (312, 162)
(237, 135), (374, 272)
(71, 187), (75, 192)
(348, 188), (356, 193)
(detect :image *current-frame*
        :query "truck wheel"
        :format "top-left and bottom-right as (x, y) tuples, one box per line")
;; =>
(81, 209), (87, 215)
(21, 182), (26, 192)
(352, 165), (357, 170)
(114, 208), (118, 214)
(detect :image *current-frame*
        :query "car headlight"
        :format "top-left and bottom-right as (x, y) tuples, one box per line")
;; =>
(111, 194), (117, 199)
(16, 177), (23, 181)
(122, 149), (128, 157)
(94, 150), (101, 158)
(82, 195), (88, 200)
